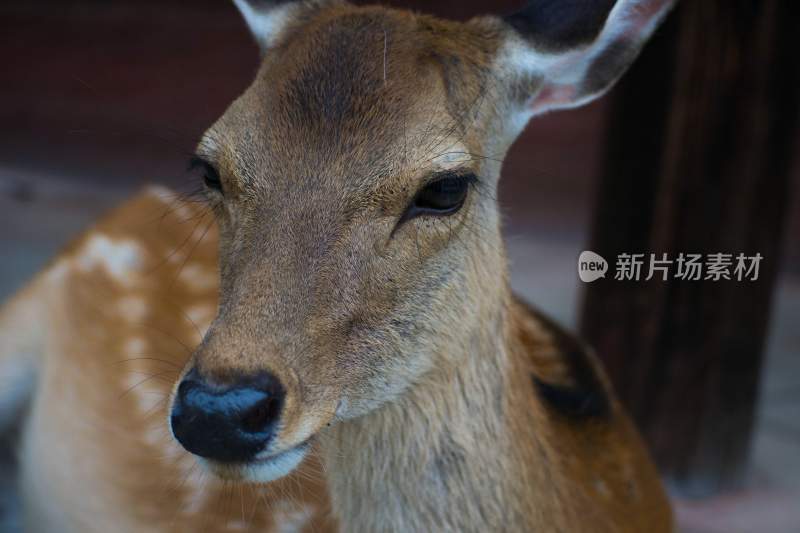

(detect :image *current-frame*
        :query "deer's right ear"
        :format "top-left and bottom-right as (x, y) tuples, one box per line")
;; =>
(488, 0), (674, 133)
(232, 0), (327, 52)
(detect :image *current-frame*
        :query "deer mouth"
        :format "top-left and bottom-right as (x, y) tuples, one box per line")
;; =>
(203, 439), (312, 483)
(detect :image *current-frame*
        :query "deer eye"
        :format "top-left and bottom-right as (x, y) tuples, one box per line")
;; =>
(407, 173), (475, 219)
(189, 157), (223, 193)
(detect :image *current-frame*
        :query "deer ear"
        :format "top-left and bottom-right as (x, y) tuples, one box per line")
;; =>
(496, 0), (674, 119)
(232, 0), (324, 52)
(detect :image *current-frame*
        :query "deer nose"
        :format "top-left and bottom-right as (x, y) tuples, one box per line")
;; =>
(170, 368), (285, 463)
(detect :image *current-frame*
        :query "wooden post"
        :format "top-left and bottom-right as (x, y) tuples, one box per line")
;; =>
(580, 0), (800, 495)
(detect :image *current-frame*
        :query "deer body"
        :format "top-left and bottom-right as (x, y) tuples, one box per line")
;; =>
(2, 1), (675, 531)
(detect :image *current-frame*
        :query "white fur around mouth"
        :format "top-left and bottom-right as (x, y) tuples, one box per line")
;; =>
(204, 442), (310, 483)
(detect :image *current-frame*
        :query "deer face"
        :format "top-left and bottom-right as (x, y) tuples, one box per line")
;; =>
(168, 0), (673, 482)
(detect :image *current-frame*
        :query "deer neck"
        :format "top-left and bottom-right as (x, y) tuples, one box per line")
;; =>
(320, 284), (546, 532)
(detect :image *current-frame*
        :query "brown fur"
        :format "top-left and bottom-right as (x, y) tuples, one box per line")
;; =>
(2, 2), (673, 531)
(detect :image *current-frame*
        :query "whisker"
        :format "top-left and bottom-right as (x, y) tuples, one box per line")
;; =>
(119, 370), (181, 399)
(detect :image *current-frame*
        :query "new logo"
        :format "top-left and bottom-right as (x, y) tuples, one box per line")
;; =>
(578, 251), (608, 283)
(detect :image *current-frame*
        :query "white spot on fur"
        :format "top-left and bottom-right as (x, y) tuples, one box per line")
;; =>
(44, 259), (70, 282)
(145, 185), (175, 204)
(272, 501), (314, 533)
(76, 234), (142, 285)
(118, 296), (148, 323)
(122, 373), (164, 414)
(123, 336), (147, 357)
(180, 264), (217, 291)
(146, 185), (193, 220)
(185, 304), (215, 341)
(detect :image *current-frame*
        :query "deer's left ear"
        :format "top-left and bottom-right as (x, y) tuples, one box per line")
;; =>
(232, 0), (329, 52)
(492, 0), (674, 121)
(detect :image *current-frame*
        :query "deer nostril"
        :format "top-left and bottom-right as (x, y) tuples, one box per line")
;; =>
(240, 396), (281, 434)
(170, 369), (286, 463)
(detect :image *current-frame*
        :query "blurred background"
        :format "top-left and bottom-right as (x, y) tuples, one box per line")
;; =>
(1, 1), (798, 532)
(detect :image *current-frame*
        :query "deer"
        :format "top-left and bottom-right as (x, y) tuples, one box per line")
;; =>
(0, 0), (676, 531)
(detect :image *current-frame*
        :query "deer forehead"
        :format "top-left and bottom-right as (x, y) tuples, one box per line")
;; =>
(201, 7), (499, 191)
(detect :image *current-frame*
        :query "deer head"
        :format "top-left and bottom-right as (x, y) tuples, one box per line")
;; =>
(168, 0), (673, 482)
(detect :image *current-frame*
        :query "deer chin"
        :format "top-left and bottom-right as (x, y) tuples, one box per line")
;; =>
(200, 440), (312, 483)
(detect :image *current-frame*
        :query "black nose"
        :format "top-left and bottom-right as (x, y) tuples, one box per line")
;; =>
(170, 368), (285, 463)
